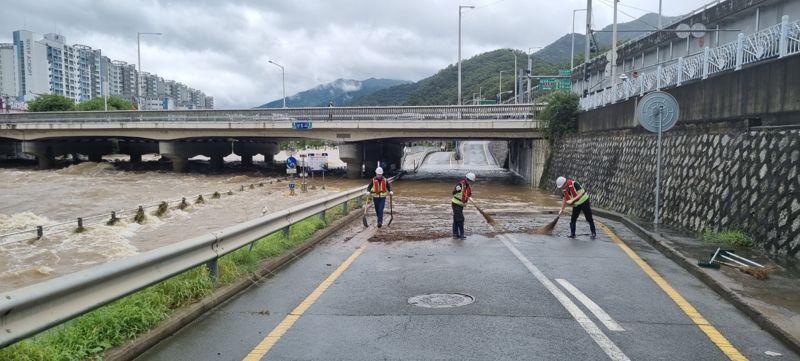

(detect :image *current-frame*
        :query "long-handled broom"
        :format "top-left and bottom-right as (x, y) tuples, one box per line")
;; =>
(470, 198), (496, 226)
(534, 215), (560, 235)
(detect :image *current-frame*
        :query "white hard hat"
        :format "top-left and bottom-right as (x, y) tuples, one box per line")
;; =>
(465, 172), (476, 182)
(375, 167), (384, 175)
(556, 176), (566, 188)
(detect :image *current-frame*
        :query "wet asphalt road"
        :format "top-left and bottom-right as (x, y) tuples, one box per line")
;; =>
(136, 216), (797, 361)
(136, 143), (798, 360)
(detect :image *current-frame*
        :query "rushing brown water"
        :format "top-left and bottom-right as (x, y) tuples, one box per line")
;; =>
(0, 142), (557, 292)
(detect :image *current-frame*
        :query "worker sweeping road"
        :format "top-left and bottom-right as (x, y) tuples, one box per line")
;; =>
(367, 167), (393, 228)
(557, 176), (597, 239)
(451, 172), (475, 239)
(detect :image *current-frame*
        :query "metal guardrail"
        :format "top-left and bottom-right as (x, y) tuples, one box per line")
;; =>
(580, 16), (800, 110)
(0, 185), (368, 348)
(0, 104), (537, 123)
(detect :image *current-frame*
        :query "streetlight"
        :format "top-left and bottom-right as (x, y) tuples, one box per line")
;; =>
(527, 46), (543, 103)
(137, 32), (162, 111)
(498, 70), (505, 103)
(268, 60), (286, 108)
(571, 9), (587, 70)
(458, 5), (475, 106)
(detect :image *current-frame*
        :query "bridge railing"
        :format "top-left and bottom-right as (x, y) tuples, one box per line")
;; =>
(0, 185), (368, 348)
(0, 104), (538, 123)
(580, 15), (800, 111)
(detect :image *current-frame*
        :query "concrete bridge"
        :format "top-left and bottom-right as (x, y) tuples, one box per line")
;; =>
(0, 105), (549, 183)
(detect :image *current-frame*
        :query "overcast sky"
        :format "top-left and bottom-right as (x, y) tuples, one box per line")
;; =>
(0, 0), (703, 108)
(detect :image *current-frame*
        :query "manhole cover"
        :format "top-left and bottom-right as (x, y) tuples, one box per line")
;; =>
(408, 293), (474, 308)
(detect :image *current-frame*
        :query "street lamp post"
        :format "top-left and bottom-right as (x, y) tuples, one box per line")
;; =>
(571, 9), (587, 70)
(268, 60), (286, 108)
(137, 32), (162, 111)
(458, 5), (475, 105)
(498, 70), (505, 103)
(512, 51), (518, 104)
(527, 47), (543, 103)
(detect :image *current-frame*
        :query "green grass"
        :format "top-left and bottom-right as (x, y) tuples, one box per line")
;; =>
(0, 201), (357, 361)
(699, 229), (753, 248)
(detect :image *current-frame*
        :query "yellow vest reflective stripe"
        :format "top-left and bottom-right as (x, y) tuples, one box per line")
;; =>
(371, 178), (388, 198)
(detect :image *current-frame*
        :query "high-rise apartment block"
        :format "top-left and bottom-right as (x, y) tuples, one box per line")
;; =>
(0, 30), (213, 110)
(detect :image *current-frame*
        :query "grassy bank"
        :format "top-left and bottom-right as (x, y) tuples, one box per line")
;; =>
(0, 199), (358, 361)
(699, 229), (753, 248)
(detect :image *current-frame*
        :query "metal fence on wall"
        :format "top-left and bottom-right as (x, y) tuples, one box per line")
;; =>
(581, 15), (800, 110)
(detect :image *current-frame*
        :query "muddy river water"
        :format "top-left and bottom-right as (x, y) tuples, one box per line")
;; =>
(0, 143), (558, 291)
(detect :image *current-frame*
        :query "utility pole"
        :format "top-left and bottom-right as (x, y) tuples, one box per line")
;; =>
(571, 9), (587, 70)
(658, 0), (663, 30)
(268, 60), (286, 108)
(498, 70), (505, 103)
(585, 0), (592, 65)
(458, 5), (475, 105)
(611, 0), (618, 94)
(513, 51), (517, 104)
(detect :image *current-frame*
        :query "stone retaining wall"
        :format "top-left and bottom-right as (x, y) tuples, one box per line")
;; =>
(543, 127), (800, 257)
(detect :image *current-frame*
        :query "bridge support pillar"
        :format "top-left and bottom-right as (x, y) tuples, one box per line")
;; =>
(210, 154), (225, 170)
(240, 154), (253, 166)
(508, 138), (549, 187)
(338, 142), (363, 178)
(88, 153), (103, 162)
(129, 153), (142, 164)
(21, 141), (56, 169)
(158, 141), (191, 172)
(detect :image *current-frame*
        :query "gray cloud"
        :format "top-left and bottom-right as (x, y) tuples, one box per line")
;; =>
(0, 0), (701, 108)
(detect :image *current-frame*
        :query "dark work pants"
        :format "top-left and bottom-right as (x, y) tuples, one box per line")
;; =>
(373, 197), (386, 225)
(570, 200), (597, 236)
(452, 203), (465, 237)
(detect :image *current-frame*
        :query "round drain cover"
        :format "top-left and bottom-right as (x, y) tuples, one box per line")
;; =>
(408, 293), (474, 308)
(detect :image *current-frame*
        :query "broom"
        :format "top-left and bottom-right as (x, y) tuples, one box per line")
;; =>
(470, 198), (496, 226)
(716, 260), (771, 280)
(533, 215), (560, 235)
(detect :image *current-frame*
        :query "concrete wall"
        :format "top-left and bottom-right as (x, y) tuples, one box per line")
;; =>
(509, 139), (549, 187)
(543, 127), (800, 258)
(579, 54), (800, 133)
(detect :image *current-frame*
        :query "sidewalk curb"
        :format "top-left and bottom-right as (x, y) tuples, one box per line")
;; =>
(594, 208), (800, 355)
(105, 210), (364, 361)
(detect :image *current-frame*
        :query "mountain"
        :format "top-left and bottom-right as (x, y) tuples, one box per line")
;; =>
(353, 13), (678, 106)
(353, 49), (560, 106)
(257, 78), (411, 108)
(535, 13), (679, 65)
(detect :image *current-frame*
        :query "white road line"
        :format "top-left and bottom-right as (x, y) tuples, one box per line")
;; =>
(499, 234), (631, 361)
(556, 279), (625, 332)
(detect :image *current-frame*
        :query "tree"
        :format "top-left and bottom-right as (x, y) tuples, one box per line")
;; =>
(76, 96), (134, 111)
(541, 91), (580, 141)
(27, 94), (76, 112)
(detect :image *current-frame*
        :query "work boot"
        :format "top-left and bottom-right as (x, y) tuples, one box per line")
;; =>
(459, 235), (467, 240)
(377, 224), (382, 228)
(590, 233), (596, 239)
(567, 234), (576, 239)
(452, 235), (459, 239)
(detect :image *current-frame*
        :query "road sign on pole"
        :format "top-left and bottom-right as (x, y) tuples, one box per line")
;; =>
(638, 91), (680, 225)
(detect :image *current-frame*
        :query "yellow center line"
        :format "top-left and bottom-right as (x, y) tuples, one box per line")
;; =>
(242, 242), (368, 361)
(597, 221), (748, 361)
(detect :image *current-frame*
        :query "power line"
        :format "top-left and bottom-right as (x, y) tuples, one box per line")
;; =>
(596, 0), (659, 30)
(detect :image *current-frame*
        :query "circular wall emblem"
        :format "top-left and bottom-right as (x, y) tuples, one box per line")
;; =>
(408, 293), (475, 308)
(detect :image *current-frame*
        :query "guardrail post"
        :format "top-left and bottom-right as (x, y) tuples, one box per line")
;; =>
(283, 226), (291, 238)
(702, 47), (710, 79)
(76, 218), (85, 233)
(108, 211), (119, 226)
(36, 226), (43, 239)
(206, 258), (219, 285)
(778, 15), (789, 58)
(240, 185), (244, 192)
(677, 57), (684, 85)
(735, 33), (745, 70)
(319, 209), (326, 222)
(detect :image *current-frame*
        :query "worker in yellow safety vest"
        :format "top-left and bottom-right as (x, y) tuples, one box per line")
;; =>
(451, 172), (475, 239)
(557, 176), (597, 239)
(367, 167), (393, 228)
